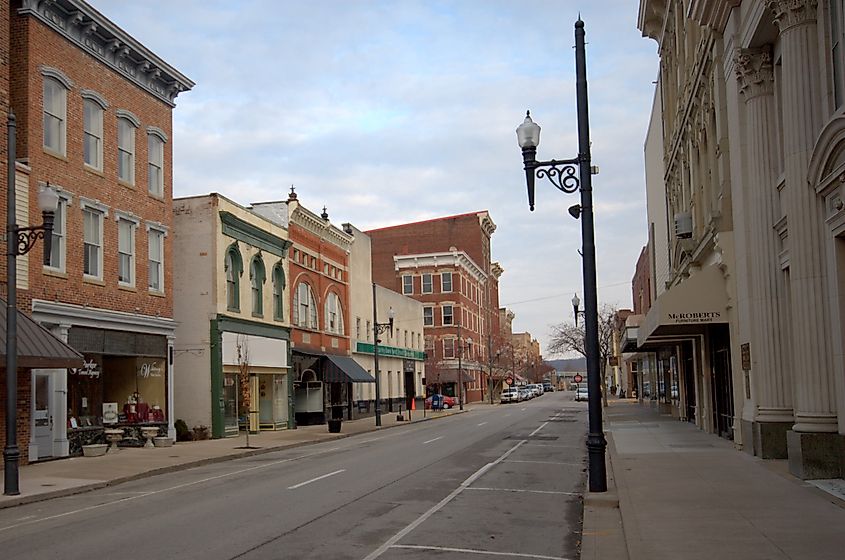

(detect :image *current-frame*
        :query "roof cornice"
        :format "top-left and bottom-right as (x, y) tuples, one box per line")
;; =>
(19, 0), (194, 107)
(393, 251), (488, 283)
(290, 205), (353, 251)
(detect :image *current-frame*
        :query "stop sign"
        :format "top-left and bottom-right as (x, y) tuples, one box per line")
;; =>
(506, 377), (514, 386)
(574, 374), (583, 383)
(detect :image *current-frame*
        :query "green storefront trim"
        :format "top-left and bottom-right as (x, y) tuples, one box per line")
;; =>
(219, 210), (293, 257)
(355, 342), (425, 361)
(210, 314), (292, 438)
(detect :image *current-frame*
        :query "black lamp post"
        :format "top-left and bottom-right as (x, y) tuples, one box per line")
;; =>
(4, 112), (59, 496)
(371, 283), (395, 427)
(572, 293), (586, 327)
(515, 19), (607, 493)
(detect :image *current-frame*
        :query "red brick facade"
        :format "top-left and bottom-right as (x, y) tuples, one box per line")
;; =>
(632, 245), (651, 315)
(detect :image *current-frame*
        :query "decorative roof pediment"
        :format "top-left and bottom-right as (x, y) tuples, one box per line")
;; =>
(289, 205), (353, 252)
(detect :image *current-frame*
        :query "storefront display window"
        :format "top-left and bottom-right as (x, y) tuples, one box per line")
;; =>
(223, 372), (239, 436)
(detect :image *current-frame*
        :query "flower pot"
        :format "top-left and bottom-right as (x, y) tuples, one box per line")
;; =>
(327, 419), (342, 433)
(153, 436), (173, 448)
(82, 444), (108, 457)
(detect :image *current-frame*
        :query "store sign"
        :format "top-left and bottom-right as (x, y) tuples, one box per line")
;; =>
(667, 311), (722, 324)
(138, 360), (164, 378)
(69, 359), (100, 378)
(355, 342), (425, 360)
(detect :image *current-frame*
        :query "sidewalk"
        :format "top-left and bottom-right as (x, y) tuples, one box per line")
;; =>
(583, 399), (845, 560)
(0, 404), (481, 509)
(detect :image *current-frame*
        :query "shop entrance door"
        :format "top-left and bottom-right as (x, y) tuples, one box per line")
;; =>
(710, 327), (734, 440)
(682, 341), (696, 423)
(33, 372), (53, 458)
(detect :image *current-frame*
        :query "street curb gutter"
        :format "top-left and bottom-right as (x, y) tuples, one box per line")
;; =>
(580, 431), (630, 560)
(0, 409), (467, 510)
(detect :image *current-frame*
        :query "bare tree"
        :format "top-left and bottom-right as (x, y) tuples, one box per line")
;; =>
(547, 303), (618, 406)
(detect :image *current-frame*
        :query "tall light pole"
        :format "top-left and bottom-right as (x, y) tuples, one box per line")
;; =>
(515, 19), (607, 492)
(4, 112), (59, 496)
(456, 320), (463, 410)
(371, 283), (394, 427)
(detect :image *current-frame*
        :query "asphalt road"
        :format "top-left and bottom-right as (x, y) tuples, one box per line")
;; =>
(0, 392), (588, 560)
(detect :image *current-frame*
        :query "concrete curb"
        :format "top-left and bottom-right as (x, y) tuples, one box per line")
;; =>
(580, 431), (630, 560)
(1, 409), (467, 510)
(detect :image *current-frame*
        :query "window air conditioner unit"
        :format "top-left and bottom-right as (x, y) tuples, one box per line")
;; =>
(674, 211), (693, 239)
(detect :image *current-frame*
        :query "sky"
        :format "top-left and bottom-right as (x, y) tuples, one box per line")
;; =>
(91, 0), (659, 356)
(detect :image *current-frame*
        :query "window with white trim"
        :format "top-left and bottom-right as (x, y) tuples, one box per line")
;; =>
(148, 228), (165, 292)
(83, 208), (103, 279)
(147, 133), (164, 196)
(117, 218), (135, 286)
(442, 305), (454, 326)
(423, 306), (434, 326)
(443, 338), (455, 359)
(293, 282), (318, 329)
(43, 197), (67, 271)
(325, 292), (344, 334)
(118, 118), (136, 184)
(422, 273), (433, 293)
(43, 77), (67, 155)
(441, 272), (452, 293)
(83, 99), (103, 170)
(402, 275), (413, 294)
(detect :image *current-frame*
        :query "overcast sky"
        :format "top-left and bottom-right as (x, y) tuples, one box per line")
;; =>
(91, 0), (659, 356)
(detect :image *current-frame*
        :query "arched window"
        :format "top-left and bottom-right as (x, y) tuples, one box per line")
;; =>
(293, 282), (318, 329)
(250, 255), (266, 316)
(272, 263), (286, 321)
(325, 292), (344, 335)
(224, 245), (243, 311)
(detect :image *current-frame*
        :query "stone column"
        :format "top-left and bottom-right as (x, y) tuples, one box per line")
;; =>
(735, 47), (794, 458)
(767, 0), (842, 477)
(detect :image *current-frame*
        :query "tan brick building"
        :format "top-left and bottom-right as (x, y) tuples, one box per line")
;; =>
(1, 0), (192, 461)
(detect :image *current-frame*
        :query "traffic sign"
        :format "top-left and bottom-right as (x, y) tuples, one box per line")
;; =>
(506, 376), (514, 386)
(573, 374), (583, 383)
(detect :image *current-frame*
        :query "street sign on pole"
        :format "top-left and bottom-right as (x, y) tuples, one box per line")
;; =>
(574, 374), (583, 383)
(506, 376), (514, 386)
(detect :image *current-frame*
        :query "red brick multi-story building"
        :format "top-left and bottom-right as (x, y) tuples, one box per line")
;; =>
(1, 0), (192, 462)
(367, 211), (502, 404)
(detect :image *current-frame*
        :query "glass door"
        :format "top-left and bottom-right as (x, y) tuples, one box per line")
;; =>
(33, 372), (53, 458)
(223, 372), (239, 437)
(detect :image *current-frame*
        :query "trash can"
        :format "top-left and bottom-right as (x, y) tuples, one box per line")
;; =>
(328, 405), (343, 433)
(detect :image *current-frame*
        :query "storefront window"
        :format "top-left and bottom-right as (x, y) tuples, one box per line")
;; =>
(223, 372), (239, 436)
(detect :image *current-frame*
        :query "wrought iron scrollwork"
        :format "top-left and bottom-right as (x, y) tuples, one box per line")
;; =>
(13, 226), (46, 256)
(536, 162), (580, 194)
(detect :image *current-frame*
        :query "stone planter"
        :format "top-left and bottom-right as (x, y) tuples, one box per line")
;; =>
(327, 419), (342, 433)
(82, 444), (108, 457)
(153, 437), (173, 448)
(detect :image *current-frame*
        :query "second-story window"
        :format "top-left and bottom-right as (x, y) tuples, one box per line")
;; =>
(272, 263), (285, 321)
(118, 117), (136, 185)
(832, 0), (845, 108)
(423, 306), (434, 326)
(422, 273), (433, 293)
(147, 133), (164, 197)
(441, 272), (452, 292)
(325, 292), (344, 334)
(117, 218), (135, 286)
(82, 208), (103, 279)
(148, 228), (165, 293)
(293, 282), (318, 329)
(43, 77), (67, 156)
(402, 275), (413, 294)
(443, 338), (455, 359)
(83, 98), (103, 170)
(442, 304), (454, 326)
(250, 256), (265, 316)
(43, 196), (67, 271)
(225, 245), (243, 311)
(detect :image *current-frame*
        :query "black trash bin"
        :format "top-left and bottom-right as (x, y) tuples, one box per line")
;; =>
(327, 405), (343, 433)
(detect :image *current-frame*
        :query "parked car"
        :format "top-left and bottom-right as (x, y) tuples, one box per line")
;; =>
(425, 394), (457, 410)
(575, 386), (589, 402)
(543, 382), (554, 392)
(519, 387), (532, 400)
(500, 387), (521, 404)
(530, 384), (542, 397)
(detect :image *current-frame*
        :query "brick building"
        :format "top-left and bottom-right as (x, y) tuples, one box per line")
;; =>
(1, 0), (192, 461)
(367, 211), (503, 404)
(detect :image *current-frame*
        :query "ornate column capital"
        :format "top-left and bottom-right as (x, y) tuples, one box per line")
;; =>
(735, 47), (775, 99)
(765, 0), (818, 33)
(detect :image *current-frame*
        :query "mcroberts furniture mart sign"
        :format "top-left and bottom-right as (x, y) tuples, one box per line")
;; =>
(668, 311), (722, 324)
(356, 342), (425, 361)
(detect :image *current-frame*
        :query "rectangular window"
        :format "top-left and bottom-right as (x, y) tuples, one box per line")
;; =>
(402, 275), (413, 295)
(118, 118), (135, 185)
(441, 272), (452, 293)
(148, 135), (164, 196)
(82, 208), (103, 278)
(117, 218), (135, 286)
(442, 305), (453, 326)
(832, 0), (845, 108)
(443, 339), (455, 359)
(83, 99), (103, 170)
(356, 317), (362, 339)
(148, 229), (164, 292)
(43, 78), (66, 155)
(422, 273), (433, 293)
(423, 306), (434, 326)
(44, 197), (67, 271)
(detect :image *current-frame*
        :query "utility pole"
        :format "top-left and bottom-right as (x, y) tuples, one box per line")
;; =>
(457, 319), (463, 410)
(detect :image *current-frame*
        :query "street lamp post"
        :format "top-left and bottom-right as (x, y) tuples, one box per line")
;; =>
(572, 293), (586, 326)
(4, 112), (59, 496)
(514, 19), (607, 492)
(371, 283), (394, 427)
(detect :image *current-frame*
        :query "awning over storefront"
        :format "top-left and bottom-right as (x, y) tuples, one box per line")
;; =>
(324, 355), (375, 383)
(0, 299), (83, 368)
(639, 265), (728, 347)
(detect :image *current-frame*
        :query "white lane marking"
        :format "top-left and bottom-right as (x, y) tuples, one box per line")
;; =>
(287, 469), (345, 490)
(521, 408), (527, 411)
(528, 422), (549, 437)
(391, 544), (570, 559)
(466, 487), (580, 496)
(477, 422), (488, 426)
(362, 439), (526, 560)
(504, 459), (583, 466)
(422, 436), (443, 445)
(0, 445), (342, 533)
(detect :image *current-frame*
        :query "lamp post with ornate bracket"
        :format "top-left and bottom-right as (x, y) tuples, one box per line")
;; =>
(371, 283), (395, 427)
(5, 112), (60, 496)
(514, 19), (606, 493)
